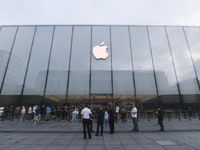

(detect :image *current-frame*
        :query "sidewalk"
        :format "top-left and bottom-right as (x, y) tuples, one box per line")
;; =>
(0, 119), (200, 150)
(0, 118), (200, 133)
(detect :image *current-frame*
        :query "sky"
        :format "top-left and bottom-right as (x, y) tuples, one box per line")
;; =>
(0, 0), (200, 26)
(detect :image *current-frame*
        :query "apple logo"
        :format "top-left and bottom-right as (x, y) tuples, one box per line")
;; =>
(93, 42), (108, 60)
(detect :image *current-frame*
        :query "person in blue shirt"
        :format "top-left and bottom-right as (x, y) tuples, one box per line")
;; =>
(45, 106), (51, 121)
(104, 107), (108, 126)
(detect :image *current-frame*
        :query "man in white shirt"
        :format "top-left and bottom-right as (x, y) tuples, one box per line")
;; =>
(0, 106), (4, 121)
(131, 103), (138, 132)
(81, 104), (92, 139)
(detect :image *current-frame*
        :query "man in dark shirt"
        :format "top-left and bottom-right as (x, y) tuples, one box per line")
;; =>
(95, 107), (105, 136)
(155, 107), (164, 131)
(108, 105), (115, 134)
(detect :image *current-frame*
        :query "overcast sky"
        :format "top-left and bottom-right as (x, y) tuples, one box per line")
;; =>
(0, 0), (200, 26)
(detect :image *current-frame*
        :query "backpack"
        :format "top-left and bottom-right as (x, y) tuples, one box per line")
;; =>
(121, 108), (125, 113)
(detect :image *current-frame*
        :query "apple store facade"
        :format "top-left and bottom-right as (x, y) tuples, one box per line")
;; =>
(1, 25), (200, 118)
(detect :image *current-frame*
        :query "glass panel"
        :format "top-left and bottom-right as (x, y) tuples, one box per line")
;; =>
(148, 27), (180, 107)
(23, 26), (54, 96)
(0, 27), (17, 90)
(111, 26), (135, 104)
(45, 26), (72, 98)
(1, 27), (35, 95)
(91, 26), (112, 97)
(184, 27), (200, 86)
(167, 27), (199, 95)
(183, 27), (200, 112)
(130, 26), (157, 108)
(166, 27), (199, 103)
(68, 26), (91, 103)
(148, 27), (179, 94)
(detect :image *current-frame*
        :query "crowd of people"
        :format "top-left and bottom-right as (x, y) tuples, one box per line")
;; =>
(0, 104), (78, 123)
(0, 103), (164, 139)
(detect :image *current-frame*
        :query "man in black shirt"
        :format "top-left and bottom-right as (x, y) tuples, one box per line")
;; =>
(95, 107), (105, 136)
(155, 107), (164, 131)
(108, 105), (115, 134)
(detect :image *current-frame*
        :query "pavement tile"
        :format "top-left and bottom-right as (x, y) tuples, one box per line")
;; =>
(141, 145), (166, 150)
(63, 145), (85, 150)
(44, 144), (66, 150)
(3, 145), (29, 150)
(120, 139), (139, 145)
(104, 144), (125, 150)
(85, 144), (105, 150)
(123, 145), (144, 150)
(0, 119), (200, 150)
(163, 145), (198, 150)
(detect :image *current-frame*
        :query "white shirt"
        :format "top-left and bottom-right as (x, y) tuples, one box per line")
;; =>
(131, 107), (137, 118)
(21, 107), (26, 113)
(28, 107), (32, 113)
(0, 107), (4, 114)
(81, 107), (91, 119)
(116, 106), (119, 113)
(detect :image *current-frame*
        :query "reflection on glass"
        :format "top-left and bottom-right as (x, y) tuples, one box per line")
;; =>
(68, 26), (91, 96)
(0, 27), (17, 90)
(111, 26), (134, 97)
(166, 27), (199, 102)
(45, 26), (72, 96)
(184, 27), (200, 86)
(130, 26), (157, 95)
(91, 26), (112, 94)
(23, 26), (54, 95)
(1, 27), (35, 95)
(148, 27), (179, 95)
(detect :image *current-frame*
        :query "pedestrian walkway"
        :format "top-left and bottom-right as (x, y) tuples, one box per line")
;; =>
(0, 119), (200, 150)
(0, 118), (200, 133)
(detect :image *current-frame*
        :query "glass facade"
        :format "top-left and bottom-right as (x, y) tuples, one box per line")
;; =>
(0, 25), (200, 118)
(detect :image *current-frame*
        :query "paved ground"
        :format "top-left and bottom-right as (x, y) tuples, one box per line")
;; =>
(0, 119), (200, 150)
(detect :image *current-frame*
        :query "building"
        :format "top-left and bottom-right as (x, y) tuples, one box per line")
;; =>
(0, 25), (200, 118)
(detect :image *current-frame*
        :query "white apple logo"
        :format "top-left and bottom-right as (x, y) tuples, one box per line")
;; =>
(93, 42), (108, 60)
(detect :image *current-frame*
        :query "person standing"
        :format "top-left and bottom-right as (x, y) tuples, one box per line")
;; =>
(56, 106), (61, 121)
(8, 105), (15, 121)
(120, 105), (126, 122)
(71, 108), (78, 121)
(62, 106), (68, 121)
(131, 103), (139, 132)
(108, 105), (115, 134)
(27, 106), (33, 121)
(89, 106), (94, 132)
(104, 107), (108, 126)
(45, 106), (51, 121)
(0, 105), (4, 121)
(14, 106), (21, 121)
(155, 107), (164, 131)
(115, 104), (120, 123)
(81, 104), (92, 139)
(95, 107), (105, 136)
(34, 105), (40, 125)
(21, 106), (26, 121)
